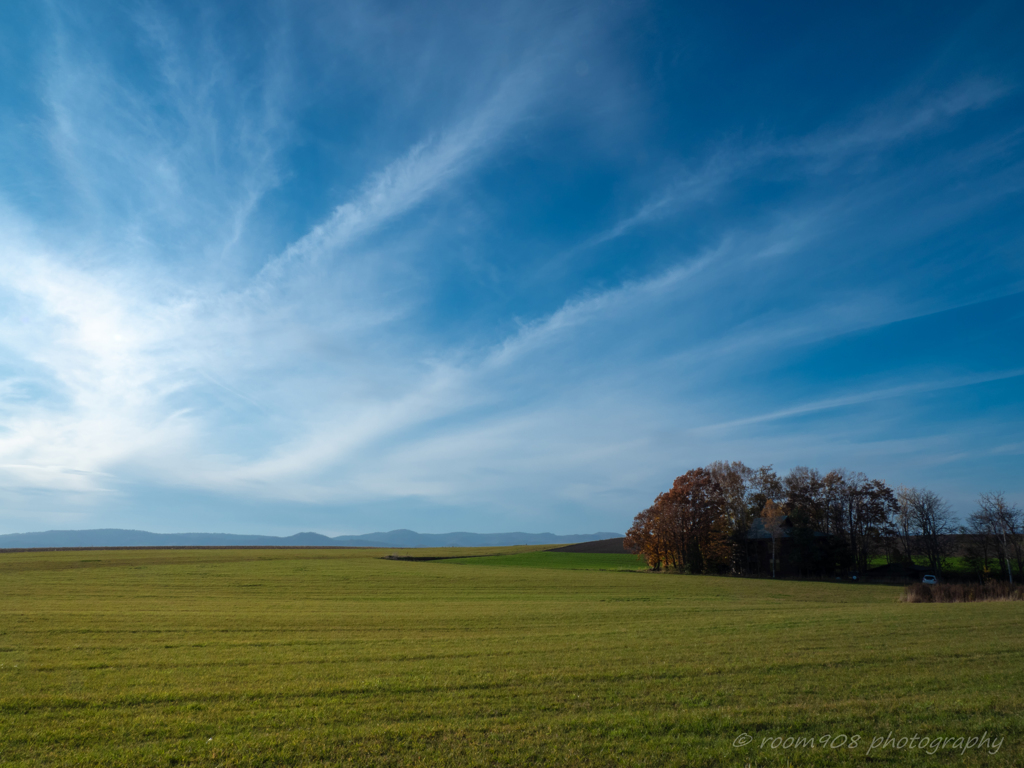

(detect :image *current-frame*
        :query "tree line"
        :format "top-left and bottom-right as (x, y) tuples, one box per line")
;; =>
(624, 461), (1023, 581)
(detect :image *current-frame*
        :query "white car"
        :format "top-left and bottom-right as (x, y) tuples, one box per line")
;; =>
(922, 574), (938, 585)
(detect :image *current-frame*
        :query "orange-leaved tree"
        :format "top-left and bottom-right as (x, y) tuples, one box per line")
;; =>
(625, 467), (731, 573)
(624, 500), (668, 571)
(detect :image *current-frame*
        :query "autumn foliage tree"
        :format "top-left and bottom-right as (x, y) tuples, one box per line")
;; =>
(623, 503), (667, 571)
(625, 468), (731, 573)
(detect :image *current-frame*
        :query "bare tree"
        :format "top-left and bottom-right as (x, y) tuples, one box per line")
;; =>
(911, 488), (956, 574)
(821, 469), (852, 540)
(858, 479), (897, 572)
(706, 460), (754, 530)
(822, 471), (895, 573)
(961, 514), (996, 582)
(762, 499), (787, 579)
(976, 493), (1022, 584)
(893, 487), (918, 563)
(784, 466), (826, 529)
(896, 487), (956, 573)
(749, 465), (784, 514)
(707, 460), (756, 574)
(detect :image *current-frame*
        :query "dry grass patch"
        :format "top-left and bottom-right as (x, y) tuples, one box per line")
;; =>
(901, 581), (1024, 602)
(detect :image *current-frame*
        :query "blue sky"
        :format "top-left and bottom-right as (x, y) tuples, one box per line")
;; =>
(0, 0), (1021, 536)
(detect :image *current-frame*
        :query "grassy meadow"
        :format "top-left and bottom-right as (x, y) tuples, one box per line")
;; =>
(442, 551), (647, 571)
(0, 547), (1021, 767)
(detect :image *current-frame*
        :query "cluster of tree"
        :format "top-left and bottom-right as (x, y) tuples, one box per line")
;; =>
(624, 461), (1023, 581)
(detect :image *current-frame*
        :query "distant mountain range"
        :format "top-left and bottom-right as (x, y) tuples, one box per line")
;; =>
(0, 528), (624, 549)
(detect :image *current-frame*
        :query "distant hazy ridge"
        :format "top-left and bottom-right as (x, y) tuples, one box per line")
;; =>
(0, 528), (624, 549)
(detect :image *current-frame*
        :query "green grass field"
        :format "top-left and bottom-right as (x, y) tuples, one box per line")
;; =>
(442, 551), (646, 571)
(1, 547), (1021, 767)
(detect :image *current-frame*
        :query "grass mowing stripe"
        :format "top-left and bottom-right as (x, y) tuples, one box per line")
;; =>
(0, 547), (1021, 766)
(441, 551), (646, 570)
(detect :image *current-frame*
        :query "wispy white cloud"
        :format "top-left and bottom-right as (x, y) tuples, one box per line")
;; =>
(584, 79), (1009, 248)
(39, 4), (290, 270)
(790, 79), (1008, 160)
(695, 369), (1024, 433)
(0, 2), (579, 515)
(258, 62), (546, 282)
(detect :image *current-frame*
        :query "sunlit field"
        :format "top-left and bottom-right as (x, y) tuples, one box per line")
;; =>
(1, 548), (1021, 766)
